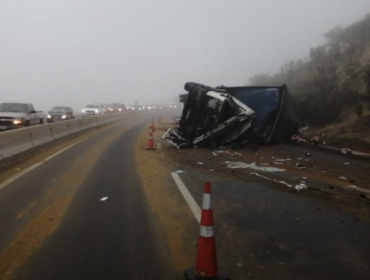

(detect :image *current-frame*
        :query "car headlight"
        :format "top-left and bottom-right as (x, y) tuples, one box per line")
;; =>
(95, 109), (98, 113)
(47, 114), (51, 118)
(82, 109), (86, 113)
(13, 119), (22, 125)
(62, 115), (66, 119)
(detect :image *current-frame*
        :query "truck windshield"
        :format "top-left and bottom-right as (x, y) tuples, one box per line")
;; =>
(0, 103), (28, 113)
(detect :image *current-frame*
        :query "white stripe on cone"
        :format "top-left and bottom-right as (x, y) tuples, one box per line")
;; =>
(202, 193), (211, 210)
(200, 225), (215, 238)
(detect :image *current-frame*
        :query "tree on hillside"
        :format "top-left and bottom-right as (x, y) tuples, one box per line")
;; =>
(248, 13), (370, 127)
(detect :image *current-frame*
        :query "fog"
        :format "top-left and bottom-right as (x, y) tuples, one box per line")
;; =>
(1, 0), (369, 112)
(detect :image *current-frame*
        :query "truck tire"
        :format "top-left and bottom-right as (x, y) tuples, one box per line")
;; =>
(25, 121), (30, 127)
(40, 118), (44, 124)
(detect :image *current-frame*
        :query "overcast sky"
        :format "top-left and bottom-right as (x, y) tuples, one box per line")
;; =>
(1, 0), (370, 111)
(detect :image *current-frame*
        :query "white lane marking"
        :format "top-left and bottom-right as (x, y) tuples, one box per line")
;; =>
(0, 141), (82, 191)
(171, 172), (201, 223)
(43, 141), (82, 162)
(0, 163), (43, 191)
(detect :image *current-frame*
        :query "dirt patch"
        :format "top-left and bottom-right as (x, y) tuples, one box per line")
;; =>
(135, 126), (197, 275)
(0, 196), (70, 280)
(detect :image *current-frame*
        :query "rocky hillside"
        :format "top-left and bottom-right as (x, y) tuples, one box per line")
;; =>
(248, 13), (370, 151)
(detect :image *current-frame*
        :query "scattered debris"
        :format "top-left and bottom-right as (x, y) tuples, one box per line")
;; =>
(250, 172), (292, 188)
(226, 161), (285, 172)
(100, 197), (109, 201)
(296, 163), (306, 170)
(349, 185), (370, 195)
(340, 148), (352, 155)
(175, 170), (185, 173)
(295, 183), (308, 191)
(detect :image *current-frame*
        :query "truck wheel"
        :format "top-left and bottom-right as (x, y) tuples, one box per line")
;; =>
(40, 118), (44, 124)
(25, 121), (30, 127)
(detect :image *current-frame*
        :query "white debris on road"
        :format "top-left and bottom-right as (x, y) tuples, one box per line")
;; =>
(225, 161), (285, 172)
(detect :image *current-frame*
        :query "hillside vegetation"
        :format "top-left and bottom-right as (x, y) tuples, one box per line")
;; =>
(249, 13), (370, 150)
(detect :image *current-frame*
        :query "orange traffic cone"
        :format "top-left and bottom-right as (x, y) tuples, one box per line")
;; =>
(146, 131), (155, 150)
(185, 182), (228, 280)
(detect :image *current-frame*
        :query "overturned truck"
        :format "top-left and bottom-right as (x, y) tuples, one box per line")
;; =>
(162, 82), (299, 148)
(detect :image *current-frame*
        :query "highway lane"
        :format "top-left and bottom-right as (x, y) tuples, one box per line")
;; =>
(0, 114), (176, 280)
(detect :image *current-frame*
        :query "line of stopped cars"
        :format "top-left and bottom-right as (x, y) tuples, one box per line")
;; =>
(0, 102), (127, 131)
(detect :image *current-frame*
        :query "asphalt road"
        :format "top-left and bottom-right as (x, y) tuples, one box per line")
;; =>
(0, 114), (176, 280)
(174, 169), (370, 280)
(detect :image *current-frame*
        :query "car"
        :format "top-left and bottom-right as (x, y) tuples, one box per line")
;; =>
(0, 102), (45, 130)
(47, 106), (75, 123)
(81, 103), (105, 117)
(105, 103), (126, 113)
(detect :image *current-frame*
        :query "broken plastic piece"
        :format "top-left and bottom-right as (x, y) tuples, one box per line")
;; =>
(295, 183), (308, 191)
(296, 163), (306, 170)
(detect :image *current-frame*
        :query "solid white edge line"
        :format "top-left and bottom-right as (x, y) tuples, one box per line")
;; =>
(171, 172), (201, 223)
(43, 141), (82, 162)
(0, 141), (82, 191)
(0, 163), (43, 191)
